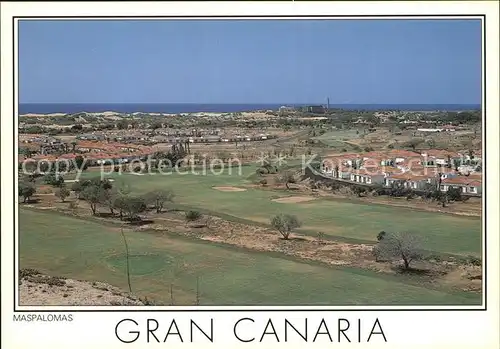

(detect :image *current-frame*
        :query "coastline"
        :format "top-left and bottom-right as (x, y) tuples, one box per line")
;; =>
(19, 103), (481, 116)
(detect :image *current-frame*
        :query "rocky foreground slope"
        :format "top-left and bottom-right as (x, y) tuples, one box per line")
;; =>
(19, 269), (144, 306)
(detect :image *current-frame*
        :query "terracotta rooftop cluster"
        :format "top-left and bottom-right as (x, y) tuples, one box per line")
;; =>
(322, 148), (482, 186)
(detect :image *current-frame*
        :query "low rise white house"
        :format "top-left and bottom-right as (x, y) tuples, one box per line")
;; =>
(385, 173), (436, 190)
(350, 170), (385, 185)
(440, 177), (482, 194)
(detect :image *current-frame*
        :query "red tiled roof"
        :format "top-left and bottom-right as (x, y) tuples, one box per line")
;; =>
(352, 169), (384, 176)
(442, 177), (482, 186)
(389, 173), (430, 181)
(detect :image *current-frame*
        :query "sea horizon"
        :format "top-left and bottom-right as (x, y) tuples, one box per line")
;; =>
(19, 103), (481, 115)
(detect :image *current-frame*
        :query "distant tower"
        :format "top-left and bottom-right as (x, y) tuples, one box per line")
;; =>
(327, 97), (330, 111)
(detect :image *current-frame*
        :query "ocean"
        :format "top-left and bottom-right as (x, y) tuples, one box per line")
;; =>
(19, 103), (481, 114)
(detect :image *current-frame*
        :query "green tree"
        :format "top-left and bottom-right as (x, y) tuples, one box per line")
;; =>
(403, 138), (424, 151)
(270, 213), (301, 240)
(123, 196), (147, 220)
(55, 186), (71, 202)
(374, 232), (424, 270)
(74, 155), (88, 171)
(19, 147), (34, 158)
(278, 170), (297, 190)
(447, 187), (462, 202)
(145, 189), (175, 213)
(18, 182), (36, 203)
(44, 173), (65, 187)
(71, 181), (84, 199)
(81, 184), (105, 215)
(101, 188), (118, 215)
(113, 194), (128, 220)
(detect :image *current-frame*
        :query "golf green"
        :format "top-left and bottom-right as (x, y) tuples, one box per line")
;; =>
(70, 166), (482, 256)
(19, 209), (481, 306)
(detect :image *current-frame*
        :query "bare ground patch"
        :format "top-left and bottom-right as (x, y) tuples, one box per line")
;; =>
(212, 186), (247, 192)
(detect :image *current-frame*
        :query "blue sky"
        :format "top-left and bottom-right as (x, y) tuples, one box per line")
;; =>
(19, 19), (481, 104)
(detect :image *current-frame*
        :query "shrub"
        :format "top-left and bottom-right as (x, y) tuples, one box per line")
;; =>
(259, 179), (268, 186)
(256, 168), (267, 176)
(185, 210), (202, 222)
(406, 190), (416, 200)
(71, 181), (83, 197)
(466, 255), (481, 267)
(353, 186), (367, 197)
(140, 297), (157, 306)
(46, 277), (66, 286)
(44, 173), (65, 187)
(447, 187), (462, 202)
(19, 268), (40, 278)
(68, 200), (79, 211)
(377, 231), (387, 241)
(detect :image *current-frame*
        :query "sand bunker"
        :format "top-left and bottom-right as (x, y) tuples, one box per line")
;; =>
(65, 179), (115, 183)
(272, 196), (316, 203)
(212, 186), (247, 192)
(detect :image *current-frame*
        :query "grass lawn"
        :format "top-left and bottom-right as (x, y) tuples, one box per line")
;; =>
(69, 167), (482, 256)
(312, 130), (363, 150)
(19, 209), (480, 305)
